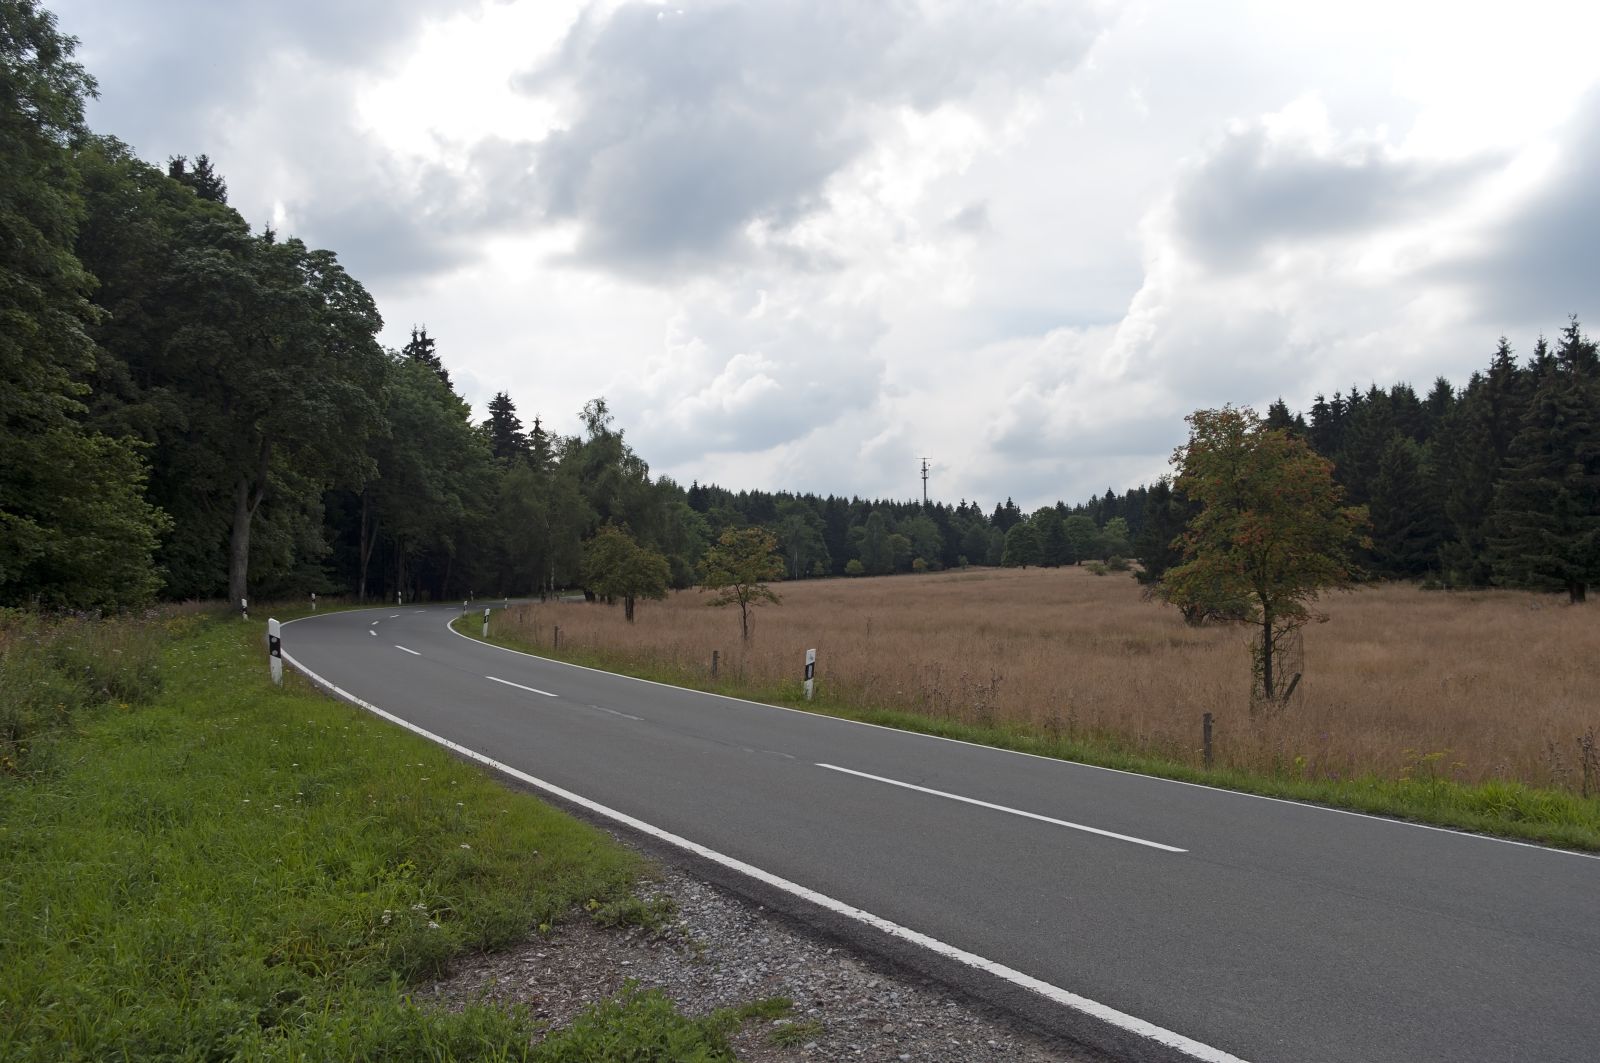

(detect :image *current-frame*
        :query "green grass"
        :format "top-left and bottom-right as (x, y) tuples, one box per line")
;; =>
(456, 617), (1600, 852)
(0, 612), (782, 1060)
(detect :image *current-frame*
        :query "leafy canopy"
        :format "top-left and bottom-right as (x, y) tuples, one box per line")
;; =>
(1162, 406), (1369, 699)
(700, 527), (783, 640)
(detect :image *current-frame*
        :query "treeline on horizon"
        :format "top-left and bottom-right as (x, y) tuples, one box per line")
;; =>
(5, 3), (1597, 613)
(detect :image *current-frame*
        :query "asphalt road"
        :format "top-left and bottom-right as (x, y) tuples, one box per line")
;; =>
(281, 604), (1600, 1063)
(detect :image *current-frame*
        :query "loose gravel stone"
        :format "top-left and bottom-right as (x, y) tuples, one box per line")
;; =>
(424, 844), (1101, 1061)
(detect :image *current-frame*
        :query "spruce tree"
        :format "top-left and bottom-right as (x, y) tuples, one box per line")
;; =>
(485, 391), (529, 464)
(1134, 477), (1194, 585)
(1370, 434), (1443, 577)
(403, 326), (451, 389)
(166, 153), (227, 203)
(1490, 319), (1600, 602)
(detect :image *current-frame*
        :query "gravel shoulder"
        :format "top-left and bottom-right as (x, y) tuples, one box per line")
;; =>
(424, 845), (1106, 1062)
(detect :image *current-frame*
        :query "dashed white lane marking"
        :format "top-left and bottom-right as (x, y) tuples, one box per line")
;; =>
(275, 638), (1244, 1063)
(368, 630), (376, 638)
(370, 620), (380, 626)
(486, 675), (558, 697)
(591, 705), (643, 721)
(394, 645), (421, 656)
(389, 614), (401, 619)
(817, 764), (1187, 854)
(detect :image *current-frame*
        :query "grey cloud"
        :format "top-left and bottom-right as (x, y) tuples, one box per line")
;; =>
(945, 200), (990, 234)
(1454, 89), (1600, 324)
(989, 406), (1178, 461)
(1173, 120), (1495, 270)
(287, 137), (542, 284)
(619, 289), (888, 466)
(520, 0), (1106, 278)
(55, 0), (539, 287)
(56, 0), (475, 162)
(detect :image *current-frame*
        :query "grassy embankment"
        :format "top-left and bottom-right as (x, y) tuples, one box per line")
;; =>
(457, 568), (1600, 851)
(0, 607), (785, 1061)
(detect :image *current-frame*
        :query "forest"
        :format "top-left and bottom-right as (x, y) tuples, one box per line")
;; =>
(5, 4), (1598, 613)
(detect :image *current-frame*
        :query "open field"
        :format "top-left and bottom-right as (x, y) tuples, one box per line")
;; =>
(496, 567), (1600, 797)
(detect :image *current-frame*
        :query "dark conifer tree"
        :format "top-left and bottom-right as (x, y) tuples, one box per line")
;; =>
(1308, 391), (1346, 456)
(1370, 434), (1443, 577)
(403, 326), (451, 389)
(1423, 376), (1455, 433)
(485, 391), (528, 464)
(1490, 319), (1600, 602)
(1133, 477), (1194, 586)
(166, 153), (227, 203)
(991, 497), (1022, 532)
(1266, 398), (1297, 433)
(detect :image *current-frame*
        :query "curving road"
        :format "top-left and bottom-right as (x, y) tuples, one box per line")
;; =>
(281, 604), (1600, 1063)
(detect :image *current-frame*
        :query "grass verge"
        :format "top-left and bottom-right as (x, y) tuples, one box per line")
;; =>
(455, 616), (1600, 852)
(0, 610), (784, 1060)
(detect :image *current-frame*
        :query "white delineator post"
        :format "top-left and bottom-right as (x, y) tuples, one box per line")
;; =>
(310, 592), (317, 612)
(482, 606), (491, 639)
(267, 618), (283, 686)
(804, 648), (817, 701)
(240, 597), (249, 621)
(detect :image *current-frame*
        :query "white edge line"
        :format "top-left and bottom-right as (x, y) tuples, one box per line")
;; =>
(277, 643), (1246, 1063)
(819, 763), (1186, 853)
(432, 613), (1600, 863)
(394, 644), (420, 656)
(486, 675), (558, 697)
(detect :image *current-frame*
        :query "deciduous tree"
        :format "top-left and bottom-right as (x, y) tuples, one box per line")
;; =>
(1163, 406), (1369, 706)
(581, 523), (669, 622)
(0, 4), (168, 608)
(701, 527), (783, 641)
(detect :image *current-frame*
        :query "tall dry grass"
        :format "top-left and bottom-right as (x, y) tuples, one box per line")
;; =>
(497, 567), (1600, 792)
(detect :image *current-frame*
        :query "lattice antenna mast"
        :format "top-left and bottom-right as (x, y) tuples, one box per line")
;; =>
(920, 458), (932, 506)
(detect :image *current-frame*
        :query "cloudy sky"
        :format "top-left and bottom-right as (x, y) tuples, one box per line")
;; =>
(54, 0), (1600, 509)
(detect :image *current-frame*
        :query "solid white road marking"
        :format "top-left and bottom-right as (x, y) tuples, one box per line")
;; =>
(817, 764), (1187, 853)
(394, 645), (420, 656)
(486, 675), (558, 697)
(274, 640), (1243, 1063)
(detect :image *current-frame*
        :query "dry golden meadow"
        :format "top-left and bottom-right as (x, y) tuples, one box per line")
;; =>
(499, 567), (1600, 792)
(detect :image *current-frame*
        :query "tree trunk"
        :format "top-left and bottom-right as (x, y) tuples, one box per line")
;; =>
(357, 491), (377, 602)
(1260, 611), (1275, 701)
(226, 440), (271, 608)
(624, 594), (635, 622)
(227, 478), (253, 608)
(739, 595), (750, 641)
(1570, 582), (1587, 604)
